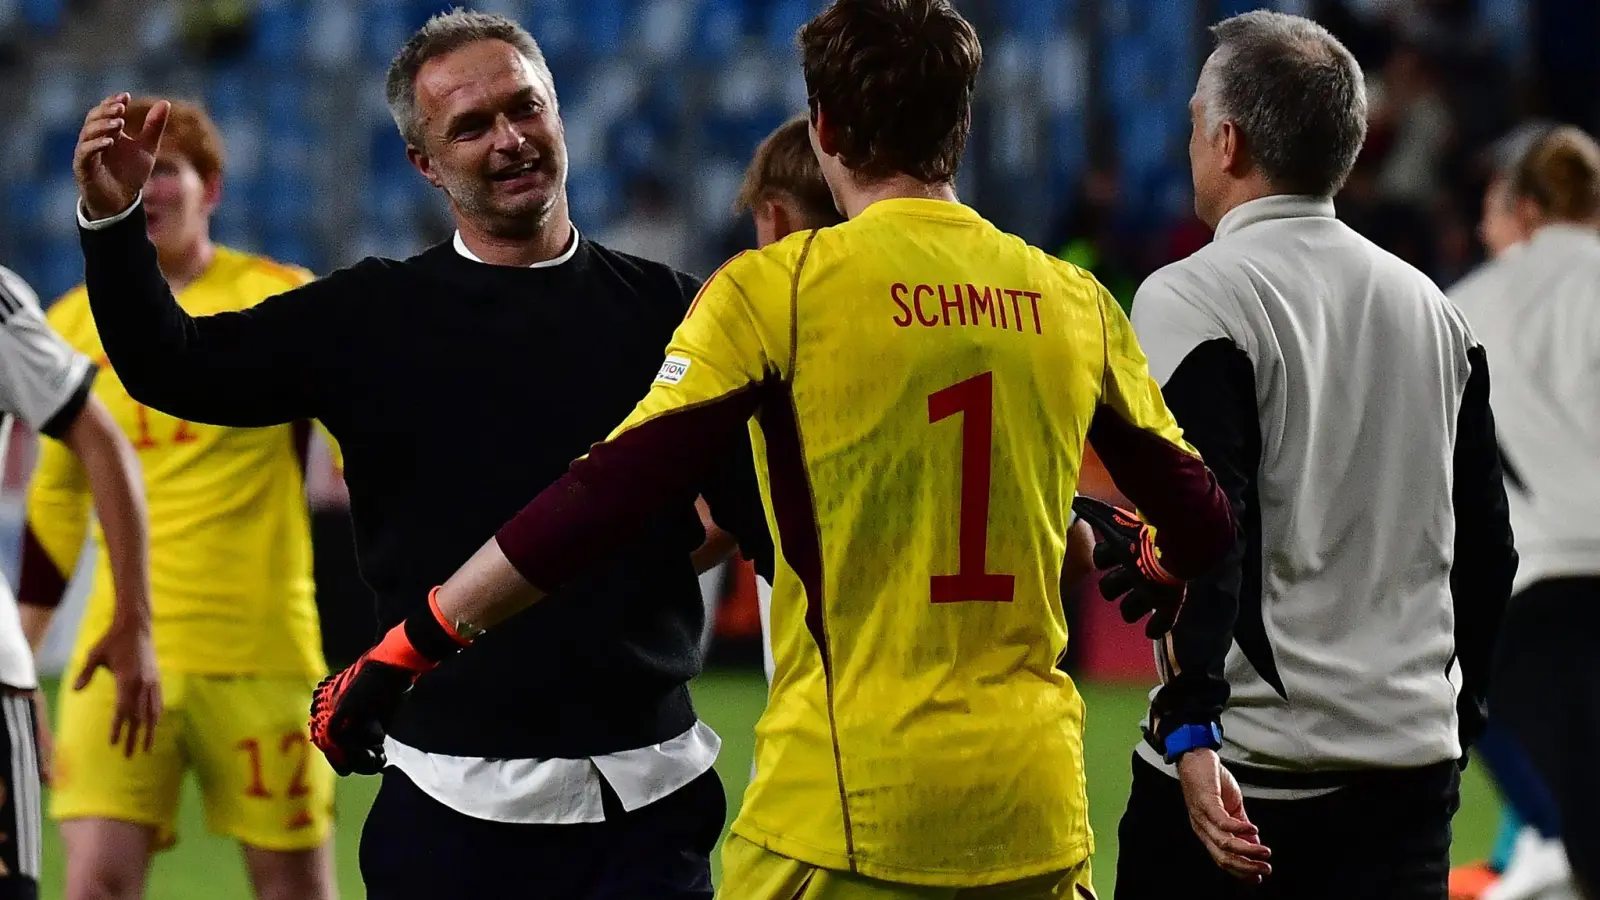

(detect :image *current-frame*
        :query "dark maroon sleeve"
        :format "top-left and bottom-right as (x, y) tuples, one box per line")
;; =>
(1087, 405), (1236, 580)
(495, 386), (766, 592)
(17, 526), (70, 609)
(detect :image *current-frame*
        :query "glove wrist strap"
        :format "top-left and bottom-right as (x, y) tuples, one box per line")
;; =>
(398, 587), (473, 667)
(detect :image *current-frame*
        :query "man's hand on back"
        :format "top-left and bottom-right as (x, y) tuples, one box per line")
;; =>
(74, 93), (168, 221)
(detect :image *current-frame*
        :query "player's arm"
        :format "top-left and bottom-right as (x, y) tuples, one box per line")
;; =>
(310, 251), (788, 774)
(1086, 276), (1236, 580)
(667, 268), (774, 576)
(1448, 345), (1517, 752)
(19, 427), (94, 645)
(74, 94), (331, 427)
(0, 273), (160, 755)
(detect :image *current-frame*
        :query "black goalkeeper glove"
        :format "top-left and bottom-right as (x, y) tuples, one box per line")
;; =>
(1072, 496), (1186, 639)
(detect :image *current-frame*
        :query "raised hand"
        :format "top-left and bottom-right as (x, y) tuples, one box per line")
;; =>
(73, 93), (169, 220)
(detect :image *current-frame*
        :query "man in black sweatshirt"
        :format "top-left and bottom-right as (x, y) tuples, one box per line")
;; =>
(69, 10), (767, 900)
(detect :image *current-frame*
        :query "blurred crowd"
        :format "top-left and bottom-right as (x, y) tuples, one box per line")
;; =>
(3, 0), (1597, 298)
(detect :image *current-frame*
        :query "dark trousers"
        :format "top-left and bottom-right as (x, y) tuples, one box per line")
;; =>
(359, 766), (726, 900)
(1490, 576), (1600, 896)
(1115, 754), (1458, 900)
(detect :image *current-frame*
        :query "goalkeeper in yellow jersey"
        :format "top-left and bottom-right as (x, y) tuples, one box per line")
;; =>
(23, 98), (336, 900)
(313, 1), (1237, 897)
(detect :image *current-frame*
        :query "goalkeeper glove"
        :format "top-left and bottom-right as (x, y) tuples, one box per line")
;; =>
(1072, 496), (1186, 639)
(309, 588), (470, 776)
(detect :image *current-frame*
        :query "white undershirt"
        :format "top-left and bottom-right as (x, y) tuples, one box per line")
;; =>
(83, 198), (722, 823)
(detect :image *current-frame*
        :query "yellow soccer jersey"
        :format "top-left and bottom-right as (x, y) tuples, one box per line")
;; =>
(24, 247), (328, 679)
(498, 199), (1235, 886)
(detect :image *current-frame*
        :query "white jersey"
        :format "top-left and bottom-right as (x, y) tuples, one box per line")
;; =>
(1448, 224), (1600, 591)
(1130, 195), (1481, 773)
(0, 266), (96, 689)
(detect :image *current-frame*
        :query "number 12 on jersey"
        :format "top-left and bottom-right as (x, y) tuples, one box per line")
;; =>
(928, 371), (1016, 604)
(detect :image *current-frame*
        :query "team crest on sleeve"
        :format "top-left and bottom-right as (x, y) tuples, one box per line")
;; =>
(655, 354), (692, 385)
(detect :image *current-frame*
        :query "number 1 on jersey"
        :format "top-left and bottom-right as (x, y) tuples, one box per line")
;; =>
(928, 371), (1016, 603)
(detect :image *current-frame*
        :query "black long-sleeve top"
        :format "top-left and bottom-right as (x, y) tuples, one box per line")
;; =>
(80, 204), (770, 758)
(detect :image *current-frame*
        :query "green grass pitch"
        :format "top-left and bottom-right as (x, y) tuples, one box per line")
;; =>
(35, 671), (1500, 898)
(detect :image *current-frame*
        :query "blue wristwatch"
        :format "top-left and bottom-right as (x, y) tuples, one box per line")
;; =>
(1162, 722), (1223, 764)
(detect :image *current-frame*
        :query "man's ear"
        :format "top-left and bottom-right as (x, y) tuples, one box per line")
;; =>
(812, 107), (838, 159)
(1219, 120), (1249, 178)
(768, 199), (796, 242)
(408, 143), (445, 190)
(1513, 195), (1544, 234)
(200, 173), (223, 216)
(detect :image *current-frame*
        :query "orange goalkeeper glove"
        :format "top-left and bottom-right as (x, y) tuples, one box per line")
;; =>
(309, 588), (470, 776)
(1072, 496), (1187, 639)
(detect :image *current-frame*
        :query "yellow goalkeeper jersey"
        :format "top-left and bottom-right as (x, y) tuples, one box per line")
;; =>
(27, 247), (328, 679)
(585, 199), (1228, 886)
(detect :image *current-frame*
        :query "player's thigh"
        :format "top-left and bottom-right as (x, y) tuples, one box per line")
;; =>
(51, 668), (185, 843)
(0, 693), (44, 898)
(185, 675), (334, 851)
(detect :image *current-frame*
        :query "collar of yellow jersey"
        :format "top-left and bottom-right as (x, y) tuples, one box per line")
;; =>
(854, 197), (983, 224)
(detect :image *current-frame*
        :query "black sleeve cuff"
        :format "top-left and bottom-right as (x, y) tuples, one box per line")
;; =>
(38, 365), (98, 440)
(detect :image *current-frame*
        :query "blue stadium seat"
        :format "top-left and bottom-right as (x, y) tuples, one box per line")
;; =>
(262, 231), (318, 271)
(250, 1), (307, 62)
(695, 0), (747, 63)
(370, 124), (411, 177)
(21, 0), (61, 32)
(362, 1), (412, 65)
(765, 0), (812, 51)
(566, 166), (619, 230)
(1048, 111), (1087, 179)
(1104, 35), (1157, 108)
(204, 68), (249, 121)
(7, 182), (41, 233)
(253, 176), (315, 234)
(527, 0), (579, 61)
(363, 172), (418, 223)
(1117, 105), (1179, 180)
(609, 118), (663, 178)
(578, 0), (627, 56)
(265, 75), (308, 130)
(37, 125), (80, 178)
(1000, 0), (1066, 34)
(38, 240), (82, 304)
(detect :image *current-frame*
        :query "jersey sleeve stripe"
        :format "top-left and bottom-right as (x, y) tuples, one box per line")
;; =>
(785, 231), (820, 380)
(754, 382), (858, 863)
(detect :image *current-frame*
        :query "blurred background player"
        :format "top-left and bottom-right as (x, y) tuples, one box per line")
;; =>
(313, 2), (1237, 898)
(25, 98), (338, 900)
(1449, 125), (1600, 900)
(0, 262), (158, 900)
(1108, 11), (1515, 897)
(1446, 122), (1572, 900)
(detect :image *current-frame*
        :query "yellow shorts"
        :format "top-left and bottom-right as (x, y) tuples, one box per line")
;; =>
(51, 669), (334, 852)
(719, 833), (1097, 900)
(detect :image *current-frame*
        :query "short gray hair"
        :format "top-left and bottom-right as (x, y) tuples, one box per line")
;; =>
(385, 8), (554, 148)
(1197, 10), (1367, 197)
